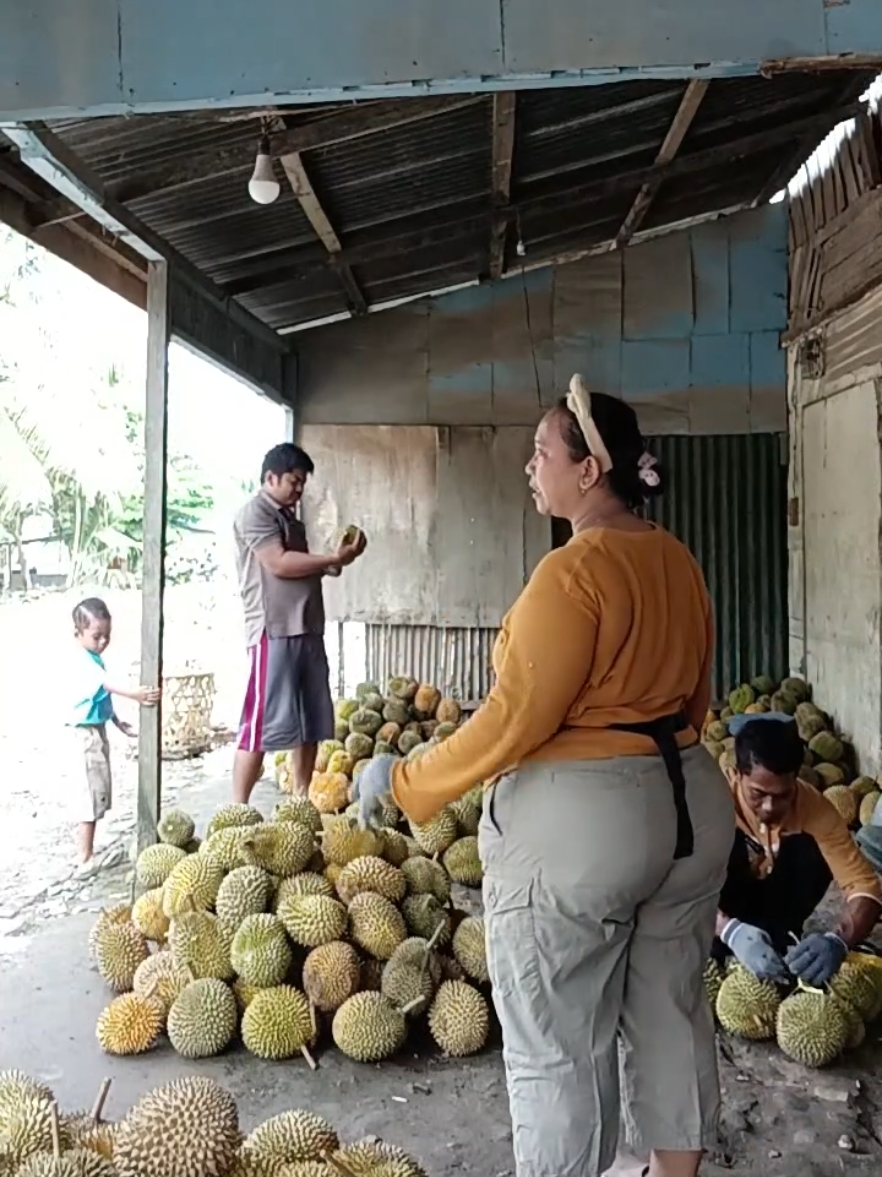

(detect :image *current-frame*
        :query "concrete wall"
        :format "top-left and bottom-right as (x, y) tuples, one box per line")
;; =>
(297, 205), (788, 434)
(787, 289), (882, 773)
(5, 0), (882, 117)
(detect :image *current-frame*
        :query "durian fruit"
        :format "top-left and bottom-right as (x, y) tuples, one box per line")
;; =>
(87, 905), (132, 961)
(452, 916), (488, 983)
(322, 821), (384, 867)
(406, 742), (432, 763)
(769, 690), (798, 716)
(409, 809), (458, 855)
(860, 790), (881, 826)
(435, 697), (462, 726)
(273, 798), (323, 834)
(428, 980), (490, 1056)
(346, 795), (399, 830)
(0, 1071), (53, 1129)
(398, 730), (423, 756)
(246, 1110), (338, 1165)
(704, 720), (728, 744)
(823, 785), (858, 825)
(277, 894), (348, 947)
(240, 822), (314, 878)
(829, 957), (881, 1020)
(302, 941), (362, 1012)
(781, 676), (811, 703)
(443, 836), (483, 886)
(387, 675), (418, 702)
(227, 1145), (285, 1177)
(96, 992), (163, 1055)
(728, 684), (755, 714)
(206, 804), (264, 839)
(751, 675), (776, 696)
(231, 914), (293, 987)
(380, 956), (435, 1017)
(241, 985), (315, 1062)
(132, 951), (190, 1014)
(715, 965), (781, 1040)
(273, 872), (335, 909)
(327, 751), (354, 777)
(308, 772), (350, 815)
(776, 989), (850, 1067)
(388, 936), (444, 989)
(401, 894), (452, 947)
(434, 721), (458, 741)
(347, 892), (407, 960)
(131, 888), (170, 944)
(216, 866), (273, 927)
(201, 827), (251, 872)
(113, 1077), (239, 1177)
(93, 922), (149, 992)
(156, 809), (195, 848)
(449, 795), (480, 837)
(345, 732), (374, 762)
(401, 857), (451, 903)
(851, 775), (878, 798)
(0, 1095), (69, 1167)
(335, 697), (360, 722)
(816, 763), (845, 788)
(166, 978), (238, 1058)
(333, 1139), (429, 1177)
(135, 843), (186, 888)
(703, 959), (725, 1009)
(809, 732), (844, 764)
(381, 700), (409, 727)
(162, 853), (225, 918)
(335, 856), (407, 905)
(332, 991), (407, 1062)
(413, 684), (441, 718)
(349, 708), (383, 738)
(168, 911), (234, 980)
(380, 829), (410, 868)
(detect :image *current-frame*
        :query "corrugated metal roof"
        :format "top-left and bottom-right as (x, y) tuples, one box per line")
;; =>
(1, 71), (872, 332)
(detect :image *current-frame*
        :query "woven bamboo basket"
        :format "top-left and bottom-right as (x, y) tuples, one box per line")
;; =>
(161, 670), (216, 760)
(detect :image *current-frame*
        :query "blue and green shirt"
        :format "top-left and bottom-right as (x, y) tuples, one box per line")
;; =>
(69, 647), (114, 727)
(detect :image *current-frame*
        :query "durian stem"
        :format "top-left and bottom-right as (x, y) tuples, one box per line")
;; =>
(309, 1000), (319, 1041)
(300, 1044), (318, 1070)
(90, 1077), (112, 1123)
(49, 1103), (61, 1161)
(426, 921), (445, 953)
(401, 996), (424, 1015)
(321, 1152), (358, 1177)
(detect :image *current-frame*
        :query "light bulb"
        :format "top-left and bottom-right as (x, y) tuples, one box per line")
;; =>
(248, 136), (280, 205)
(516, 237), (526, 258)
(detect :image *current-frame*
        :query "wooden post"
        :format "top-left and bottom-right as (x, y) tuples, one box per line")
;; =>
(137, 261), (170, 855)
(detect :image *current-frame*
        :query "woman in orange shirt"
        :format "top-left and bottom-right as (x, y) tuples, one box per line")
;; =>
(356, 378), (736, 1177)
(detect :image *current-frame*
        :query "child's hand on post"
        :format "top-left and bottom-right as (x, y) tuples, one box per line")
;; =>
(137, 685), (162, 706)
(115, 719), (137, 738)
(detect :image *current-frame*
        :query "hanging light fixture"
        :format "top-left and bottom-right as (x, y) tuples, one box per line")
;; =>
(248, 134), (280, 204)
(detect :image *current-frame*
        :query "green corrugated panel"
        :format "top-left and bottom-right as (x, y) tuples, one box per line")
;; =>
(646, 433), (788, 704)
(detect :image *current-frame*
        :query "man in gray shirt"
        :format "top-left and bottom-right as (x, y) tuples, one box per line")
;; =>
(232, 442), (365, 803)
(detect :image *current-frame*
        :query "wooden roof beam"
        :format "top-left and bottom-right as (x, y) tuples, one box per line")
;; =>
(489, 92), (517, 280)
(611, 79), (710, 250)
(278, 152), (367, 316)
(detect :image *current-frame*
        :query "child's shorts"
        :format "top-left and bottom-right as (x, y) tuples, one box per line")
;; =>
(67, 724), (113, 823)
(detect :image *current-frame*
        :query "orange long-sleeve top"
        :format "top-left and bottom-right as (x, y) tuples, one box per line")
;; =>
(391, 523), (715, 824)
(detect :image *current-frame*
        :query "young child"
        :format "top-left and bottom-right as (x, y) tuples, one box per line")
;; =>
(67, 597), (161, 877)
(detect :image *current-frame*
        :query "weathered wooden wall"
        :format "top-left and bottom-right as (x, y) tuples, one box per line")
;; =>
(297, 205), (788, 435)
(787, 104), (882, 771)
(300, 423), (549, 628)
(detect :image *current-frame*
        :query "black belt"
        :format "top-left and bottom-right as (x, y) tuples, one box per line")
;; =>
(609, 713), (694, 860)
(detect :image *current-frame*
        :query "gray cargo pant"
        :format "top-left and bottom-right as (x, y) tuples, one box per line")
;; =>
(480, 746), (735, 1177)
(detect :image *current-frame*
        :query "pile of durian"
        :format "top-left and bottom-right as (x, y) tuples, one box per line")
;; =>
(89, 791), (491, 1068)
(0, 1070), (432, 1175)
(705, 951), (882, 1069)
(702, 673), (881, 829)
(275, 678), (466, 819)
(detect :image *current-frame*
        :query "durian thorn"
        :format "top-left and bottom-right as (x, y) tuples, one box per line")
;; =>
(321, 1151), (358, 1177)
(49, 1102), (61, 1161)
(300, 1044), (318, 1071)
(90, 1078), (112, 1123)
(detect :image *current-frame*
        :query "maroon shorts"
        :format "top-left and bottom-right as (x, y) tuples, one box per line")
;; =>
(237, 633), (334, 753)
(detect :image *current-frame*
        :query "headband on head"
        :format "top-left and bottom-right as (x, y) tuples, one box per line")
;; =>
(567, 375), (613, 474)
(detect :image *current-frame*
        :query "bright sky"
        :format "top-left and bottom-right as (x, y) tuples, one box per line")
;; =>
(4, 231), (286, 513)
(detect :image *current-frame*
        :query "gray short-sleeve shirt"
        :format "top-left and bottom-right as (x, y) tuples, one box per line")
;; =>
(233, 491), (325, 648)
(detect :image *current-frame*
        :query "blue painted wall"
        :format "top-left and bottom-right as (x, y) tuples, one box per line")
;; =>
(2, 0), (882, 117)
(298, 205), (788, 434)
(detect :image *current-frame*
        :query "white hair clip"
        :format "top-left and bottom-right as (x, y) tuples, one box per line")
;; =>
(638, 452), (660, 488)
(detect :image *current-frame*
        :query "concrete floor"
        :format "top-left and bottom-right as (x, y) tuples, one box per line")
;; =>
(2, 765), (882, 1176)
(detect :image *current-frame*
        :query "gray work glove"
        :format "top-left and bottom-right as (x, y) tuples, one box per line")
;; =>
(785, 932), (848, 987)
(351, 753), (396, 830)
(721, 918), (791, 983)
